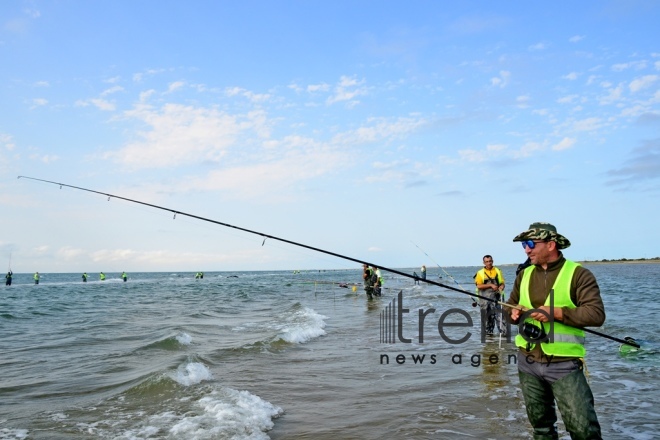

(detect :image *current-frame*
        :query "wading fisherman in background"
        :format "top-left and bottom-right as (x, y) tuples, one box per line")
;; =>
(508, 222), (605, 440)
(373, 266), (383, 297)
(100, 272), (106, 281)
(122, 271), (128, 282)
(421, 265), (426, 281)
(33, 272), (39, 285)
(474, 255), (505, 335)
(5, 271), (12, 286)
(362, 264), (375, 300)
(82, 272), (88, 282)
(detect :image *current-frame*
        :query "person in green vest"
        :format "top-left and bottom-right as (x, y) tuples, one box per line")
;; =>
(82, 272), (88, 282)
(5, 271), (12, 286)
(507, 222), (605, 440)
(100, 272), (106, 281)
(122, 271), (128, 282)
(474, 255), (505, 336)
(373, 266), (383, 297)
(33, 272), (39, 285)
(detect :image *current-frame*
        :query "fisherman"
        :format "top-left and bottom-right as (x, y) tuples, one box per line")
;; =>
(122, 271), (128, 282)
(100, 272), (106, 281)
(362, 264), (375, 299)
(507, 222), (605, 439)
(474, 255), (505, 335)
(373, 266), (383, 297)
(421, 265), (427, 281)
(33, 272), (39, 285)
(82, 272), (88, 282)
(5, 271), (12, 286)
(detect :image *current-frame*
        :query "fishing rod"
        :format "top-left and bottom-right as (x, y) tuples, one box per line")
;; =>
(411, 240), (477, 306)
(18, 175), (640, 349)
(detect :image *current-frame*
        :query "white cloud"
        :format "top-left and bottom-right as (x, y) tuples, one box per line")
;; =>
(572, 117), (602, 132)
(31, 98), (48, 107)
(629, 75), (658, 93)
(34, 81), (49, 87)
(599, 83), (625, 105)
(516, 95), (530, 108)
(105, 103), (246, 169)
(307, 83), (330, 93)
(331, 116), (426, 145)
(490, 70), (510, 88)
(569, 35), (585, 43)
(327, 76), (367, 105)
(29, 153), (59, 163)
(528, 42), (547, 51)
(552, 137), (576, 151)
(611, 61), (647, 72)
(167, 81), (185, 93)
(558, 95), (580, 104)
(101, 85), (124, 96)
(563, 72), (579, 80)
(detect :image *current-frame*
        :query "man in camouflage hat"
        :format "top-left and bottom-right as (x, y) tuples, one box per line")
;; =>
(507, 222), (605, 439)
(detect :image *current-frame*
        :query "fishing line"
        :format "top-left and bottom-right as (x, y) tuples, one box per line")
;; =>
(411, 240), (477, 306)
(18, 175), (640, 349)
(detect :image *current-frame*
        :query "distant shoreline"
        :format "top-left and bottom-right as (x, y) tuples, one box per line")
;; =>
(578, 258), (660, 265)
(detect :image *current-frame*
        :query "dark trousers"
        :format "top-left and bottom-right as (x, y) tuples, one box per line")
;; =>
(517, 353), (602, 439)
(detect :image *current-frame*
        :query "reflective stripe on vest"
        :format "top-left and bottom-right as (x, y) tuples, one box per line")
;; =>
(514, 260), (586, 357)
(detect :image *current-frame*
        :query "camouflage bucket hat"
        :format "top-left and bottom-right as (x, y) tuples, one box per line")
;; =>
(512, 222), (571, 250)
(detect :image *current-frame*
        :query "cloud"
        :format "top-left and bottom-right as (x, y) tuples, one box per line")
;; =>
(75, 98), (116, 111)
(611, 61), (647, 72)
(569, 35), (585, 43)
(571, 117), (602, 132)
(327, 76), (367, 106)
(331, 116), (426, 146)
(31, 98), (48, 108)
(528, 42), (547, 51)
(167, 81), (185, 93)
(629, 75), (658, 93)
(29, 153), (59, 163)
(490, 70), (510, 88)
(105, 103), (247, 169)
(606, 138), (660, 188)
(100, 85), (124, 96)
(563, 72), (579, 80)
(552, 137), (576, 151)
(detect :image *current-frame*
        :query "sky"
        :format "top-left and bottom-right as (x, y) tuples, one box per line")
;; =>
(1, 0), (659, 274)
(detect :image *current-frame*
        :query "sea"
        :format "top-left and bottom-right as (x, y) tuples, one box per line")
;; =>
(1, 263), (658, 440)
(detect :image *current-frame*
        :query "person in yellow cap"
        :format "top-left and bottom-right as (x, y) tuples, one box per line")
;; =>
(507, 222), (605, 439)
(474, 255), (505, 336)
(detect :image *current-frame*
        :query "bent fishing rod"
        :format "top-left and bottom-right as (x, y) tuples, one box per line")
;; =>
(18, 175), (639, 348)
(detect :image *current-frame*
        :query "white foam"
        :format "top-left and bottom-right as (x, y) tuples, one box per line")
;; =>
(278, 307), (327, 344)
(171, 362), (213, 386)
(176, 332), (192, 345)
(167, 388), (283, 439)
(0, 428), (30, 440)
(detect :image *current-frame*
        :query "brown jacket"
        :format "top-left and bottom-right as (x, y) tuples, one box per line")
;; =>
(507, 254), (606, 362)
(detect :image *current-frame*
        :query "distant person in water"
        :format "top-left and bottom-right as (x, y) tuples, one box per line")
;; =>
(122, 271), (128, 282)
(34, 272), (39, 285)
(5, 271), (12, 286)
(82, 272), (88, 282)
(421, 265), (427, 281)
(100, 272), (106, 281)
(373, 266), (383, 297)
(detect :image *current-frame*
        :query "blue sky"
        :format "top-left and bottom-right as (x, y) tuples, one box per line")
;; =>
(1, 1), (659, 273)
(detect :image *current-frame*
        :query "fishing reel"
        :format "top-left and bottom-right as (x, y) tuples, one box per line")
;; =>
(521, 322), (547, 342)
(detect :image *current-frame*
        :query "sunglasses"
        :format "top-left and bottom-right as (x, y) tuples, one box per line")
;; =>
(521, 240), (545, 249)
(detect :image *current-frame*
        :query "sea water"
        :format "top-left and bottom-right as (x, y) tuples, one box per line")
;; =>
(0, 264), (657, 439)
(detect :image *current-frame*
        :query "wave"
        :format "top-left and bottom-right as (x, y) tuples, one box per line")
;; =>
(139, 332), (194, 351)
(275, 306), (327, 344)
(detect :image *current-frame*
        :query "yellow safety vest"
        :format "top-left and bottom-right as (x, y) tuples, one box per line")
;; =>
(515, 260), (586, 357)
